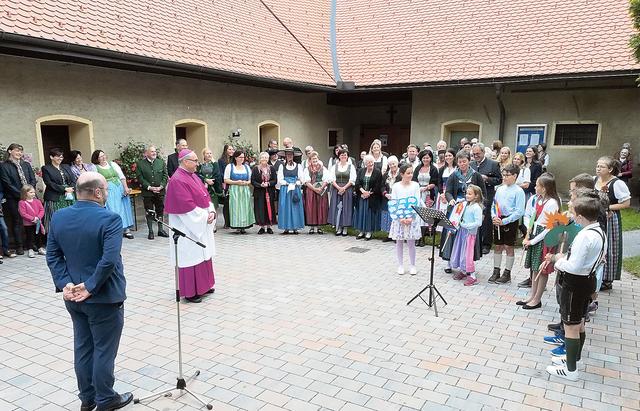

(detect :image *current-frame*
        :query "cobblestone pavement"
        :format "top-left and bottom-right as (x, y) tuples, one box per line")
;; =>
(1, 225), (639, 411)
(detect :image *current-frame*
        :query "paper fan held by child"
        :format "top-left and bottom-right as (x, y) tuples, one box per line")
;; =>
(543, 212), (581, 252)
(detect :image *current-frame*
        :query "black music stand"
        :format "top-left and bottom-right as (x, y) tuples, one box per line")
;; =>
(406, 206), (454, 317)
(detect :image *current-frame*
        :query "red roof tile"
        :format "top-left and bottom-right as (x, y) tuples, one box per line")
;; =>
(335, 0), (640, 86)
(1, 0), (638, 87)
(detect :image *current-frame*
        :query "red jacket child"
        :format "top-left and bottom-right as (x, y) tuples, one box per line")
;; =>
(18, 198), (45, 227)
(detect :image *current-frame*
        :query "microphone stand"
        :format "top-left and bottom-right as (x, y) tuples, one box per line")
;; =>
(134, 211), (212, 410)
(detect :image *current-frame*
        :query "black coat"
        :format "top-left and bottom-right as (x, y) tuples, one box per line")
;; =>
(412, 164), (440, 202)
(354, 167), (383, 210)
(470, 157), (502, 199)
(0, 160), (37, 199)
(42, 164), (76, 202)
(167, 151), (179, 177)
(526, 162), (543, 195)
(445, 169), (487, 203)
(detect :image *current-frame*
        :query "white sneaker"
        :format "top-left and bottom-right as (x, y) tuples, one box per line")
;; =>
(397, 266), (405, 275)
(28, 249), (36, 258)
(37, 247), (46, 255)
(551, 356), (584, 369)
(409, 266), (417, 275)
(546, 364), (578, 381)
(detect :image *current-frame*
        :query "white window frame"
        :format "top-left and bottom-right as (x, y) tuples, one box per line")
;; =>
(550, 121), (601, 149)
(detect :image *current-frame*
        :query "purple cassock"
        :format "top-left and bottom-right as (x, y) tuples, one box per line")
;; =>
(164, 155), (216, 298)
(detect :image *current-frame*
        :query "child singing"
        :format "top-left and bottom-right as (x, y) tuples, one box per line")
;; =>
(448, 184), (484, 286)
(388, 163), (424, 275)
(17, 185), (46, 258)
(519, 173), (561, 309)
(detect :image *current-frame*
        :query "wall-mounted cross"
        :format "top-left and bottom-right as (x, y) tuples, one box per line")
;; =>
(386, 105), (398, 125)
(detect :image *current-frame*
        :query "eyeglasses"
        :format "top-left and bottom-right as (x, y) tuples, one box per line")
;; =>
(183, 158), (199, 163)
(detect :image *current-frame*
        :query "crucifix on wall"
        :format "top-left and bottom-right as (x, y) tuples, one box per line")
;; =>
(386, 105), (398, 125)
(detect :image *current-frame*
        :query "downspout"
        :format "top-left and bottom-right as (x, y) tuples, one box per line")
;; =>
(495, 84), (505, 141)
(330, 0), (342, 83)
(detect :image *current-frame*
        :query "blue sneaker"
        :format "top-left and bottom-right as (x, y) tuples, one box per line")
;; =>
(551, 344), (566, 357)
(544, 335), (565, 346)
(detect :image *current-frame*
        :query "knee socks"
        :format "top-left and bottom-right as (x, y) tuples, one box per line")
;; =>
(407, 240), (416, 265)
(396, 240), (404, 266)
(493, 252), (503, 269)
(565, 337), (580, 372)
(505, 255), (515, 271)
(577, 332), (586, 362)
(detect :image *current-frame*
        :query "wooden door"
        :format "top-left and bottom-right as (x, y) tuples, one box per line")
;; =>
(360, 125), (410, 157)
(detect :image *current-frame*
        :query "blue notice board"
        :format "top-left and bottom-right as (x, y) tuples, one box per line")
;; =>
(516, 124), (547, 154)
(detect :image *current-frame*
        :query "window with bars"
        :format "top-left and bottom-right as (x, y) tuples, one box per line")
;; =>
(553, 123), (599, 146)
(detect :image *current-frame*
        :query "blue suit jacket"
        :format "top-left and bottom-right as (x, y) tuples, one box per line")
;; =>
(47, 201), (127, 304)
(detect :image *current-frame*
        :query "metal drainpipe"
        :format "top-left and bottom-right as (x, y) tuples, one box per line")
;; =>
(495, 84), (505, 141)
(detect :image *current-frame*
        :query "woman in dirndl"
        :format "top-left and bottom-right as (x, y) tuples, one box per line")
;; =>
(42, 147), (76, 230)
(197, 147), (224, 209)
(380, 156), (400, 241)
(328, 148), (356, 236)
(521, 173), (561, 309)
(223, 150), (255, 234)
(91, 150), (135, 239)
(595, 156), (631, 290)
(412, 149), (440, 245)
(277, 148), (305, 234)
(303, 151), (329, 234)
(353, 154), (383, 240)
(251, 152), (277, 234)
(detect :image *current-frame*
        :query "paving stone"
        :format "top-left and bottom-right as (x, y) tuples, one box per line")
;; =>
(1, 229), (638, 410)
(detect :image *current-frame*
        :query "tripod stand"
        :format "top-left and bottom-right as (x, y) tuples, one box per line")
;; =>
(134, 210), (213, 409)
(406, 206), (453, 317)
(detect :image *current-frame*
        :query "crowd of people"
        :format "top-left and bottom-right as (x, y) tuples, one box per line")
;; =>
(0, 136), (636, 384)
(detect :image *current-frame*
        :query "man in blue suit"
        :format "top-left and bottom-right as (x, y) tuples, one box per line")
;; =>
(47, 172), (132, 411)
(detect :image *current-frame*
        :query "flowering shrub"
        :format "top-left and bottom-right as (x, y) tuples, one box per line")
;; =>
(115, 141), (147, 188)
(226, 137), (257, 164)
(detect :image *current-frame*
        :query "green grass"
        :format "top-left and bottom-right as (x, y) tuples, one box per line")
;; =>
(623, 255), (640, 278)
(621, 208), (640, 232)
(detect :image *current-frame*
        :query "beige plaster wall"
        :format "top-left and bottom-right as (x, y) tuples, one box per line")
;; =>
(0, 55), (344, 165)
(411, 85), (640, 193)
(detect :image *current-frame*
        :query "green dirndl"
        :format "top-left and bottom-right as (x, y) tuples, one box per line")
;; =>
(228, 185), (255, 229)
(524, 225), (556, 275)
(44, 195), (75, 229)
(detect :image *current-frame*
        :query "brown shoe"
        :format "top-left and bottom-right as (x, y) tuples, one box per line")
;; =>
(488, 267), (501, 283)
(496, 269), (511, 284)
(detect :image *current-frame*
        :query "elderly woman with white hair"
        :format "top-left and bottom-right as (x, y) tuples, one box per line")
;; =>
(353, 154), (384, 240)
(251, 152), (277, 234)
(380, 155), (401, 240)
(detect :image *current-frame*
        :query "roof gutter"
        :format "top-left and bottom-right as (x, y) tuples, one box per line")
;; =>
(329, 0), (342, 83)
(0, 32), (337, 92)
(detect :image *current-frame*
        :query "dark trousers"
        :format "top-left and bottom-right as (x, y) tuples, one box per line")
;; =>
(481, 196), (494, 248)
(222, 195), (230, 227)
(24, 225), (45, 250)
(0, 216), (9, 253)
(65, 301), (124, 406)
(143, 194), (164, 230)
(3, 198), (23, 248)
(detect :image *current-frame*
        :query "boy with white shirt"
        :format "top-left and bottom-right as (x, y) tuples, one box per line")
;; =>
(545, 194), (606, 381)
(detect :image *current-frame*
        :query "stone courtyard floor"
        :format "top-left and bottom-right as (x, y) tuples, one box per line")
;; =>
(1, 226), (639, 411)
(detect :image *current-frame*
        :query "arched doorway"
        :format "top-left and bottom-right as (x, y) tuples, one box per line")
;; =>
(174, 119), (208, 159)
(258, 121), (280, 151)
(36, 115), (95, 166)
(441, 120), (482, 147)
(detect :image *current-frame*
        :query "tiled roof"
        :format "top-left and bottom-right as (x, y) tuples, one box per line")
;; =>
(336, 0), (640, 86)
(1, 0), (639, 88)
(0, 0), (335, 86)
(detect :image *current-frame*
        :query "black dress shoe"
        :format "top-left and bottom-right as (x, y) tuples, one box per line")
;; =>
(444, 268), (453, 274)
(282, 230), (290, 235)
(157, 230), (169, 238)
(317, 228), (324, 234)
(258, 227), (265, 235)
(515, 300), (527, 306)
(147, 232), (154, 240)
(518, 278), (532, 288)
(97, 392), (133, 411)
(356, 233), (364, 239)
(522, 302), (541, 310)
(205, 288), (215, 294)
(293, 230), (299, 235)
(266, 227), (274, 234)
(123, 231), (134, 239)
(548, 322), (563, 332)
(81, 401), (96, 411)
(600, 281), (613, 291)
(185, 296), (202, 303)
(16, 247), (24, 255)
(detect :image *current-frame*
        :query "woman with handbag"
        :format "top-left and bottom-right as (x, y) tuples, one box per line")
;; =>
(42, 147), (77, 231)
(277, 148), (305, 234)
(303, 151), (329, 234)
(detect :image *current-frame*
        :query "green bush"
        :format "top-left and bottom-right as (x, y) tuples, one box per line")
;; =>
(114, 141), (148, 188)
